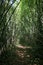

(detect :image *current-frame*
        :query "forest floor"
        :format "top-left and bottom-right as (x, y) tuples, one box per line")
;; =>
(0, 45), (40, 65)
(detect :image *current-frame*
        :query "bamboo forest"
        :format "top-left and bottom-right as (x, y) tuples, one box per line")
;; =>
(0, 0), (43, 65)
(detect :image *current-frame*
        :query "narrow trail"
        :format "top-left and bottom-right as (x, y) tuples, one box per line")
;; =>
(14, 45), (34, 65)
(16, 45), (32, 59)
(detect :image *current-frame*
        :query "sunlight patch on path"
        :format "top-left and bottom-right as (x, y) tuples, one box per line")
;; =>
(15, 44), (32, 49)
